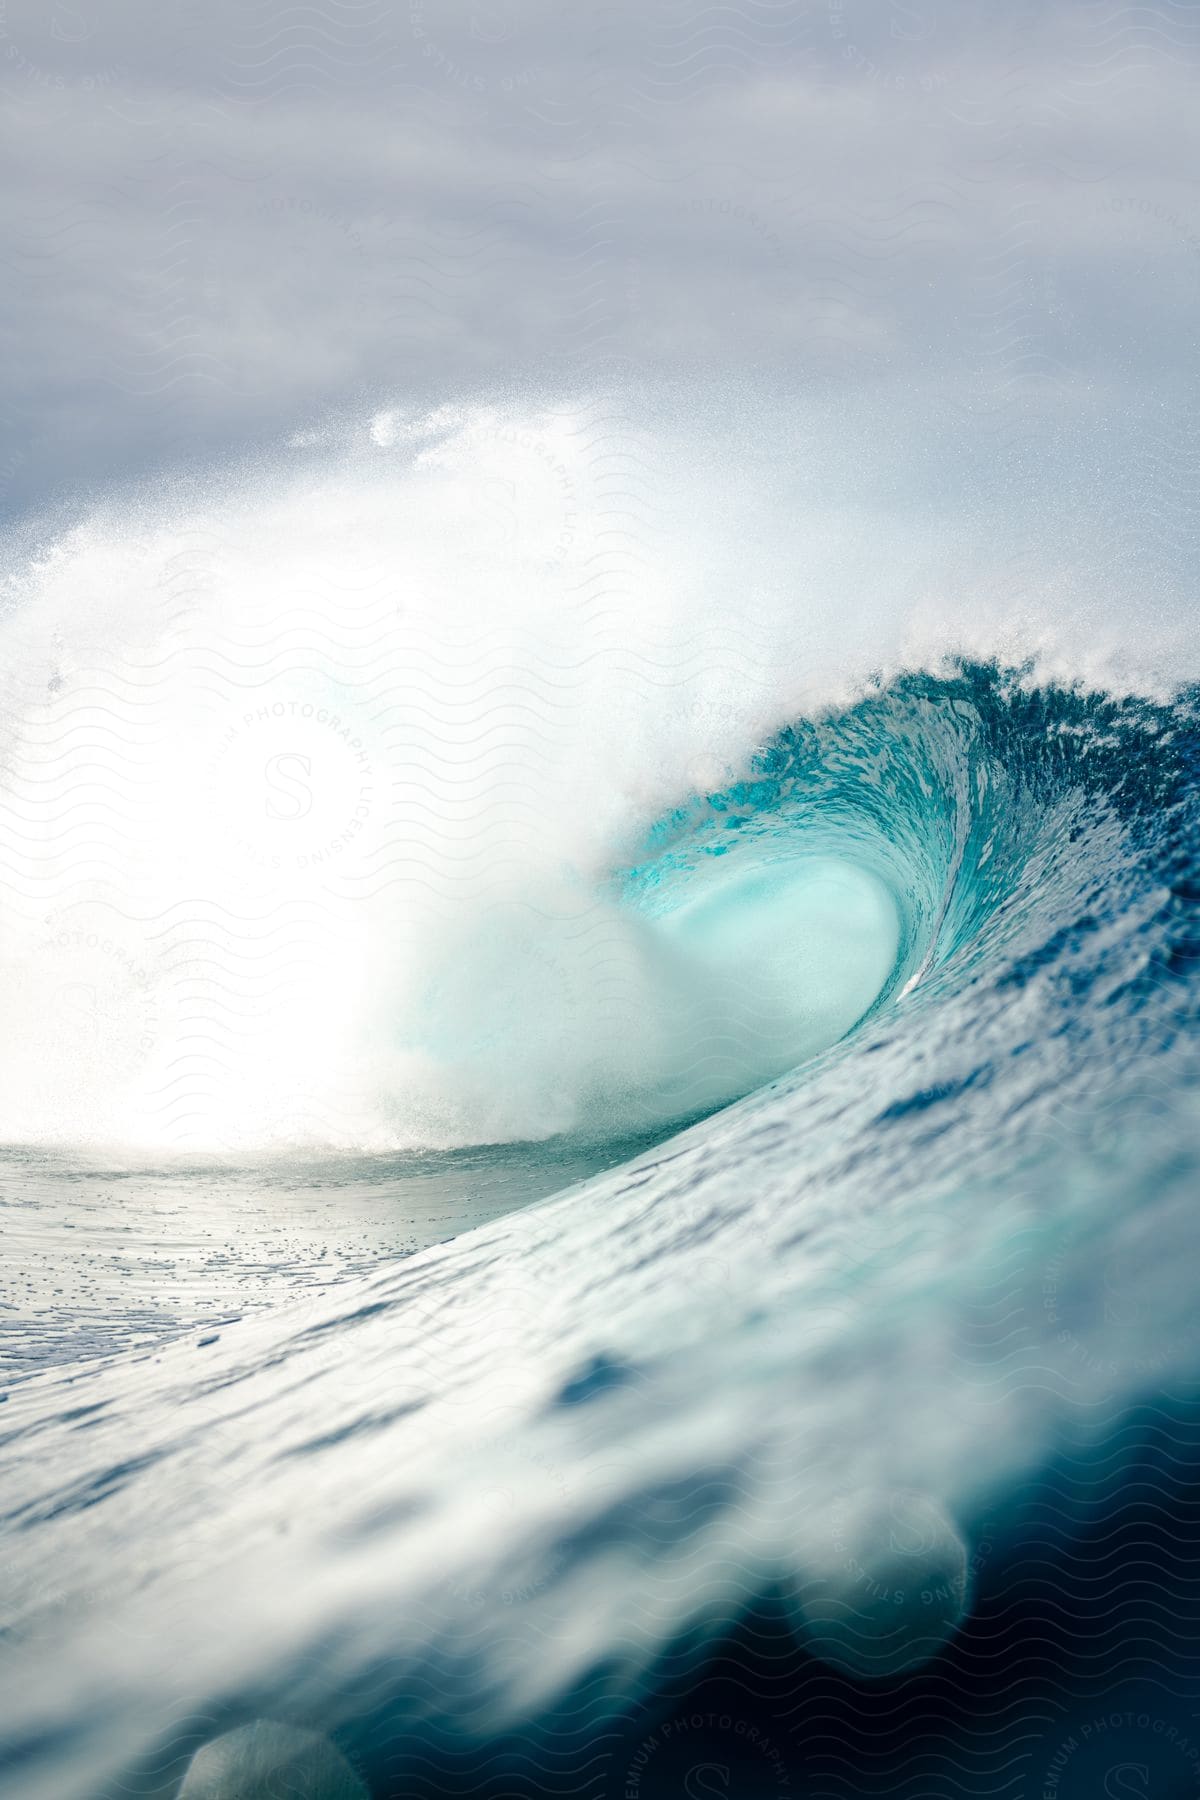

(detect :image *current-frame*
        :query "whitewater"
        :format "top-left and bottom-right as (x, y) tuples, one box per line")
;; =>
(3, 395), (1200, 1800)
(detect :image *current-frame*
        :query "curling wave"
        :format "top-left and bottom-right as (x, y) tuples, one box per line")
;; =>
(1, 396), (1195, 1157)
(4, 655), (1200, 1799)
(5, 403), (1200, 1800)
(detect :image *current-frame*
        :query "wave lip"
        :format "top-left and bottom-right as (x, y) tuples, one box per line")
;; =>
(3, 665), (1200, 1798)
(3, 397), (1196, 1155)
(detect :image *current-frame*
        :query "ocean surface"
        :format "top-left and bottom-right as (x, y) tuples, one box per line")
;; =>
(3, 403), (1200, 1799)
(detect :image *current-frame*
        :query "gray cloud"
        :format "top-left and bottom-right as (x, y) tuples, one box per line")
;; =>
(1, 0), (1198, 533)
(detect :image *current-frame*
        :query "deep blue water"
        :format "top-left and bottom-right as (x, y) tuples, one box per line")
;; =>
(4, 664), (1200, 1799)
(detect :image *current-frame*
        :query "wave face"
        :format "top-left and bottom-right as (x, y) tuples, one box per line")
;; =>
(4, 411), (1200, 1800)
(0, 397), (1193, 1156)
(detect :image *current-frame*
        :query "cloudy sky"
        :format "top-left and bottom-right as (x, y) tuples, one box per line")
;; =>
(1, 0), (1198, 536)
(0, 0), (1197, 1153)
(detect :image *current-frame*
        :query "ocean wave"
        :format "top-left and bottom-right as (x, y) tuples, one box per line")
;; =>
(0, 398), (1195, 1157)
(3, 596), (1200, 1794)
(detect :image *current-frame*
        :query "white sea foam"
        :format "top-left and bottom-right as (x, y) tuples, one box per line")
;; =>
(0, 395), (1189, 1152)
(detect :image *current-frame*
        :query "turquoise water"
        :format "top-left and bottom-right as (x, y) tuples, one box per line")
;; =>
(4, 663), (1200, 1798)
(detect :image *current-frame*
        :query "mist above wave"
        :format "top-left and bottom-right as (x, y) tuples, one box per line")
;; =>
(0, 393), (1188, 1154)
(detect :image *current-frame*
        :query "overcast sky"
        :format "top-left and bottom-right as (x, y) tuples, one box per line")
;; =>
(1, 0), (1198, 533)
